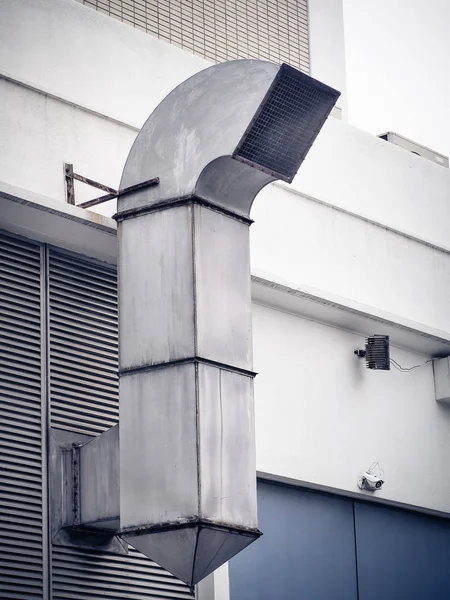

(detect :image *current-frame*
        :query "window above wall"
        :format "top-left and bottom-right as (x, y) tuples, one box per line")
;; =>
(78, 0), (310, 73)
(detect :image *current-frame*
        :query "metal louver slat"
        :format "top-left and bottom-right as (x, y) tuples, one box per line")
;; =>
(2, 403), (40, 424)
(0, 480), (42, 495)
(49, 249), (119, 434)
(0, 230), (44, 597)
(53, 548), (193, 599)
(48, 247), (192, 599)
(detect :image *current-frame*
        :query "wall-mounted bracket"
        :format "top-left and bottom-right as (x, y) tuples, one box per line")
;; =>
(49, 427), (126, 554)
(64, 163), (159, 209)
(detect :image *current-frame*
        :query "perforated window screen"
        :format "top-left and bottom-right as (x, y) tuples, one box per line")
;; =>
(78, 0), (309, 72)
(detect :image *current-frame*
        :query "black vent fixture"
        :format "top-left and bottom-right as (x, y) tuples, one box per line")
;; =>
(355, 335), (390, 370)
(233, 63), (341, 182)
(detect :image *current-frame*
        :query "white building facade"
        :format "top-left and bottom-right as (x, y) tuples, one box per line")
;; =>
(1, 0), (450, 598)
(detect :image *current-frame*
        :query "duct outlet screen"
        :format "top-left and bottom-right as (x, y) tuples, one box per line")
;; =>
(233, 63), (340, 183)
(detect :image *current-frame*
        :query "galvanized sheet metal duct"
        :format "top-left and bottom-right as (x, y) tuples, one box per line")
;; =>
(116, 59), (339, 586)
(118, 202), (260, 587)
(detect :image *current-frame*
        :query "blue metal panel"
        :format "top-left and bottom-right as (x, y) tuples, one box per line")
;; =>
(229, 481), (357, 600)
(355, 501), (450, 600)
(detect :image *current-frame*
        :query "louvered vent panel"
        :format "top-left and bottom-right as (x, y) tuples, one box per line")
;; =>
(0, 231), (43, 599)
(77, 0), (310, 73)
(53, 547), (193, 599)
(48, 248), (192, 599)
(49, 249), (119, 435)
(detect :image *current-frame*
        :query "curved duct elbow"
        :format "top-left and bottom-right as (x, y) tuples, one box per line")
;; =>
(118, 60), (340, 219)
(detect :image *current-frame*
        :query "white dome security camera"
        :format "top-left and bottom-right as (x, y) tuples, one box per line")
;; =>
(357, 463), (385, 492)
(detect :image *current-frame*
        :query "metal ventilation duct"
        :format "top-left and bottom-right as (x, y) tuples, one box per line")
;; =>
(118, 59), (339, 219)
(115, 59), (339, 587)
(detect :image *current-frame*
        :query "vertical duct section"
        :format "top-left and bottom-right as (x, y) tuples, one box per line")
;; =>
(115, 59), (340, 587)
(118, 204), (259, 587)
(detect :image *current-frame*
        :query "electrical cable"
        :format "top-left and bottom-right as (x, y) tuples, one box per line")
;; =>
(390, 358), (432, 372)
(367, 462), (384, 478)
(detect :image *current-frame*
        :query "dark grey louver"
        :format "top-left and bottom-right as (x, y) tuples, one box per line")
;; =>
(365, 335), (390, 370)
(0, 231), (43, 598)
(0, 230), (194, 598)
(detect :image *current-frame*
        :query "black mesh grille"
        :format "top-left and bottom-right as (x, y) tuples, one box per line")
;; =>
(365, 335), (390, 371)
(233, 64), (340, 182)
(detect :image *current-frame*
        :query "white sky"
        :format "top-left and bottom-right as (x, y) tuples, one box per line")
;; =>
(343, 0), (450, 159)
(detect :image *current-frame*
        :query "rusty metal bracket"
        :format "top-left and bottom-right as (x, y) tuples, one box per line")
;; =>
(64, 163), (159, 209)
(64, 163), (75, 205)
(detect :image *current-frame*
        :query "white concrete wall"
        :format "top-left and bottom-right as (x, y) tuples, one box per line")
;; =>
(0, 0), (209, 128)
(253, 302), (450, 515)
(1, 0), (450, 517)
(251, 183), (450, 334)
(295, 116), (450, 252)
(2, 0), (449, 245)
(0, 77), (134, 210)
(308, 0), (348, 118)
(0, 0), (349, 123)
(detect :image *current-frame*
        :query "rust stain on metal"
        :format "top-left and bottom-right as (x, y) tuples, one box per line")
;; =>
(72, 172), (118, 195)
(78, 192), (117, 209)
(64, 163), (75, 205)
(76, 176), (160, 210)
(64, 163), (159, 210)
(71, 444), (81, 526)
(120, 517), (262, 538)
(118, 177), (160, 197)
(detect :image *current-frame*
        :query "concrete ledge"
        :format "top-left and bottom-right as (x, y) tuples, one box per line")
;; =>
(257, 472), (450, 520)
(2, 181), (450, 358)
(0, 181), (116, 264)
(251, 270), (450, 357)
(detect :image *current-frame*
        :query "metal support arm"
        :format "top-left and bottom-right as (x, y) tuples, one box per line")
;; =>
(64, 162), (159, 209)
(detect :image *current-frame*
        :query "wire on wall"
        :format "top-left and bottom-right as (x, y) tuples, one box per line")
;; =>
(390, 358), (433, 372)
